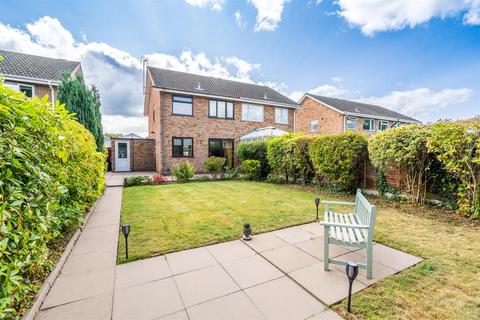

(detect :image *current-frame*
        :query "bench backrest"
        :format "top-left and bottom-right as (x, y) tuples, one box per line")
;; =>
(354, 189), (377, 229)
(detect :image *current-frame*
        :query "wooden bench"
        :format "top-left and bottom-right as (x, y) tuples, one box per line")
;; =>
(320, 189), (377, 279)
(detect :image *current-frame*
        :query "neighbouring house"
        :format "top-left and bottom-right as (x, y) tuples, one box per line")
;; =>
(110, 134), (155, 172)
(0, 50), (82, 104)
(142, 67), (297, 174)
(295, 93), (419, 136)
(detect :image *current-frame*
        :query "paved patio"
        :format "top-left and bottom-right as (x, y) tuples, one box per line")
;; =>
(36, 176), (422, 320)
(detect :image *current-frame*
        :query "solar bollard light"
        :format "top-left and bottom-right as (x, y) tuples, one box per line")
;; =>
(121, 224), (131, 259)
(314, 198), (320, 220)
(243, 223), (252, 241)
(345, 261), (359, 313)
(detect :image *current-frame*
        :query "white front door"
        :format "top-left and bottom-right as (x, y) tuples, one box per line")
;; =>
(115, 140), (131, 171)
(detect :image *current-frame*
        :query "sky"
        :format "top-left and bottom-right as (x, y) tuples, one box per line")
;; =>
(1, 0), (479, 136)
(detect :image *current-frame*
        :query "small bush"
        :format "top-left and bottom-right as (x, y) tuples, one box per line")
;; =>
(194, 175), (211, 182)
(172, 161), (196, 182)
(243, 160), (262, 180)
(124, 176), (151, 187)
(224, 166), (241, 179)
(203, 156), (225, 179)
(237, 141), (269, 178)
(152, 174), (168, 184)
(309, 131), (367, 192)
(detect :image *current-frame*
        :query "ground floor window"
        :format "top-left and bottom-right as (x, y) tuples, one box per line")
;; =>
(379, 120), (389, 131)
(363, 119), (375, 131)
(346, 116), (357, 130)
(208, 138), (234, 168)
(172, 137), (193, 157)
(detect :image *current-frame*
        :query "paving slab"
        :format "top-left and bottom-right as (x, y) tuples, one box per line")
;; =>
(299, 222), (325, 237)
(262, 244), (320, 273)
(60, 249), (116, 275)
(166, 247), (217, 275)
(273, 226), (314, 244)
(222, 254), (283, 289)
(115, 255), (172, 289)
(307, 309), (344, 320)
(207, 240), (256, 263)
(289, 263), (366, 305)
(245, 277), (325, 320)
(368, 243), (423, 271)
(158, 310), (189, 320)
(243, 232), (288, 253)
(295, 237), (353, 261)
(187, 291), (265, 320)
(112, 277), (183, 320)
(174, 264), (240, 307)
(36, 293), (112, 320)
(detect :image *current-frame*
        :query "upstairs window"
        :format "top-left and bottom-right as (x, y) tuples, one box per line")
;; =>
(242, 103), (264, 122)
(363, 119), (375, 131)
(346, 117), (357, 130)
(172, 95), (193, 116)
(379, 120), (389, 131)
(311, 120), (318, 133)
(172, 137), (193, 157)
(209, 100), (234, 119)
(275, 107), (289, 124)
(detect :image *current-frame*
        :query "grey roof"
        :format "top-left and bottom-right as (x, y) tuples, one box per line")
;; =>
(307, 93), (418, 122)
(0, 50), (80, 82)
(148, 67), (297, 107)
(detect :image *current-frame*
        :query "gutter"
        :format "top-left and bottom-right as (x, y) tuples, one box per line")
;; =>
(1, 74), (61, 86)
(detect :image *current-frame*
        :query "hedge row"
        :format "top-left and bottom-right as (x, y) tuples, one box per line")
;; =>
(0, 84), (106, 318)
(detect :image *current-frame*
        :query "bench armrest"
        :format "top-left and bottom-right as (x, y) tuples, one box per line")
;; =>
(320, 221), (370, 229)
(321, 200), (355, 206)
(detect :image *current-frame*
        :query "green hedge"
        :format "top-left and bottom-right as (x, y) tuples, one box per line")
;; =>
(309, 132), (368, 191)
(0, 84), (105, 318)
(237, 141), (269, 178)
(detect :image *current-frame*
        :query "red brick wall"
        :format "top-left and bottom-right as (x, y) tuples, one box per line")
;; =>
(146, 89), (294, 174)
(131, 139), (156, 171)
(359, 158), (402, 190)
(295, 97), (344, 135)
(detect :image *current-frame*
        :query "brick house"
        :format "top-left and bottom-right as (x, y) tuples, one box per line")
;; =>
(144, 67), (298, 174)
(295, 93), (419, 136)
(0, 50), (82, 104)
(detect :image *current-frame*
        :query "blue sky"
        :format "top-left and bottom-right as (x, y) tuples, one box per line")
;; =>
(1, 0), (479, 134)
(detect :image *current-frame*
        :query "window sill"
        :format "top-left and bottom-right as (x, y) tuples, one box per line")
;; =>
(241, 119), (264, 123)
(171, 113), (194, 117)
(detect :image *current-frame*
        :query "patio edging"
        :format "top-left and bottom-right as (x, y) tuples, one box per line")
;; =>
(21, 188), (105, 320)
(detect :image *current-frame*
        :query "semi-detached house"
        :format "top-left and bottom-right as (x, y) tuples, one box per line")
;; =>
(142, 67), (298, 174)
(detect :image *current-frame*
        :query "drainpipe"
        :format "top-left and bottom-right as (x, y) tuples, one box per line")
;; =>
(160, 91), (167, 175)
(48, 81), (55, 106)
(343, 114), (346, 132)
(293, 108), (296, 132)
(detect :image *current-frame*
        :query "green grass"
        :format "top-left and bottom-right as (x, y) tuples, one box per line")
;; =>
(119, 180), (480, 319)
(119, 180), (340, 263)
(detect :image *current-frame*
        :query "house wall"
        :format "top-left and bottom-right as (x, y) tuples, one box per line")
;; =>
(4, 80), (57, 102)
(146, 90), (294, 174)
(110, 139), (156, 172)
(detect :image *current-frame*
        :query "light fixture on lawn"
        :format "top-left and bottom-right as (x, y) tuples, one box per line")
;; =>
(121, 224), (131, 259)
(314, 198), (321, 220)
(243, 223), (252, 241)
(345, 261), (359, 313)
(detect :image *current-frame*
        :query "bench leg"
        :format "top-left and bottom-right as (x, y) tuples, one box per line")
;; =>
(366, 241), (373, 279)
(324, 226), (330, 271)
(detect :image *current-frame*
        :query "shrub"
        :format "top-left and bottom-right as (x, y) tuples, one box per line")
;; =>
(0, 84), (105, 318)
(124, 176), (151, 187)
(289, 135), (315, 184)
(172, 161), (196, 182)
(237, 141), (269, 178)
(369, 125), (433, 204)
(203, 156), (225, 179)
(427, 120), (480, 218)
(309, 131), (367, 192)
(267, 134), (294, 182)
(242, 160), (262, 180)
(152, 174), (168, 184)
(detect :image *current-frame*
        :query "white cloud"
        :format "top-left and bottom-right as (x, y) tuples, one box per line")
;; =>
(359, 88), (473, 118)
(332, 76), (343, 83)
(235, 11), (246, 27)
(0, 16), (269, 135)
(248, 0), (289, 31)
(336, 0), (480, 36)
(289, 83), (347, 102)
(185, 0), (224, 11)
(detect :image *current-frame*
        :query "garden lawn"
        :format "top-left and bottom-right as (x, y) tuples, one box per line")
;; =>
(118, 180), (333, 263)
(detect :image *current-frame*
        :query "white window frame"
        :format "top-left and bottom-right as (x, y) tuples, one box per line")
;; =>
(275, 107), (289, 124)
(363, 119), (375, 131)
(346, 116), (357, 131)
(379, 120), (389, 131)
(311, 120), (318, 133)
(241, 103), (264, 122)
(5, 83), (35, 98)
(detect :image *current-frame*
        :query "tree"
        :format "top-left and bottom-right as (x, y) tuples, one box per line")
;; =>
(58, 74), (104, 151)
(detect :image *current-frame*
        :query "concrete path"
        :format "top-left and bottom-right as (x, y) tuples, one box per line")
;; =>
(36, 176), (422, 320)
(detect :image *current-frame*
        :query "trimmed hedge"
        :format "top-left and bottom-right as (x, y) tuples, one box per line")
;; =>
(309, 132), (368, 191)
(0, 84), (105, 318)
(237, 141), (269, 178)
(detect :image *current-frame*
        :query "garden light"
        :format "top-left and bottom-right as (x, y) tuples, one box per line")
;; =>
(345, 261), (359, 312)
(243, 223), (252, 241)
(121, 224), (131, 259)
(315, 198), (320, 220)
